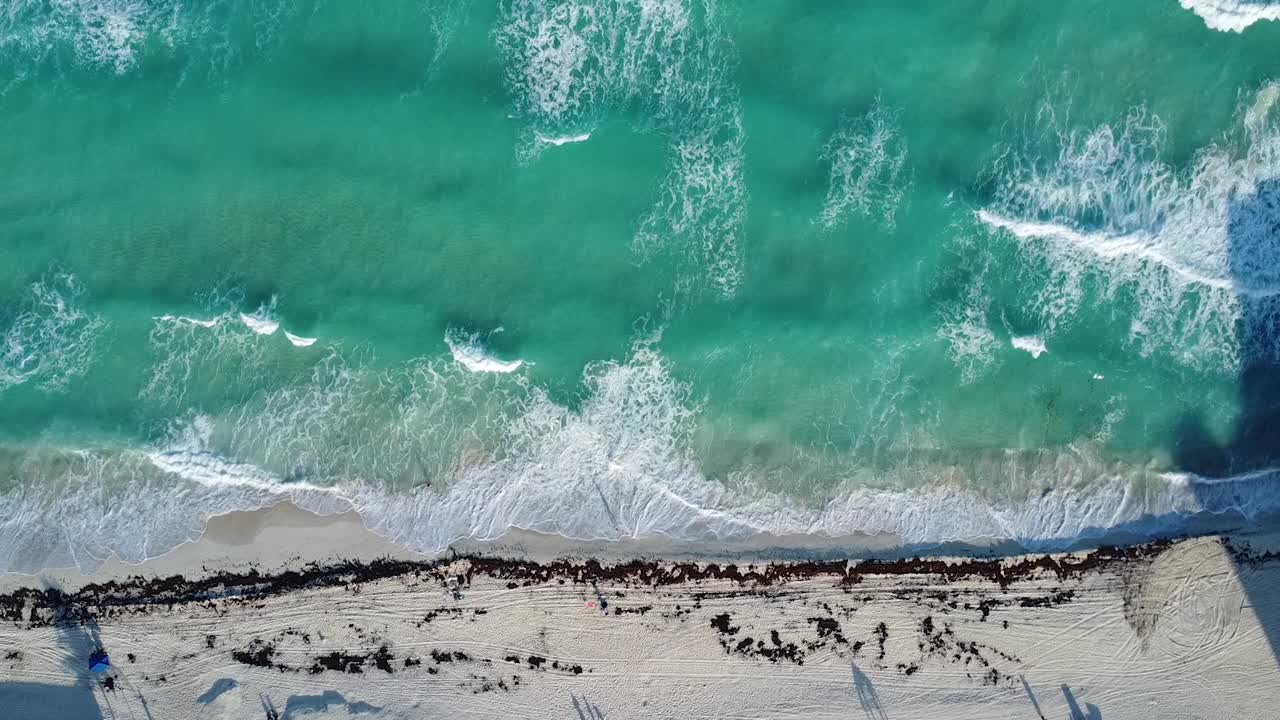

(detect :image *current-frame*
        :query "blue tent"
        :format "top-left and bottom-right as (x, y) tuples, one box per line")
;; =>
(88, 650), (110, 673)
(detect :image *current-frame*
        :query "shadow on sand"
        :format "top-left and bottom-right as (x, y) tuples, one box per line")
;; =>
(0, 616), (103, 720)
(1174, 176), (1280, 667)
(851, 663), (887, 720)
(1021, 676), (1102, 720)
(0, 602), (157, 720)
(282, 690), (380, 717)
(570, 692), (606, 720)
(1061, 684), (1101, 720)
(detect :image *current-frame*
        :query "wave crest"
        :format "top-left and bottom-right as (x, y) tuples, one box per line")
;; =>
(444, 328), (524, 373)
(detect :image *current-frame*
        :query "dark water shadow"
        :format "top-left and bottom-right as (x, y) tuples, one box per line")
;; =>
(1173, 176), (1280, 666)
(1060, 685), (1101, 720)
(851, 663), (887, 720)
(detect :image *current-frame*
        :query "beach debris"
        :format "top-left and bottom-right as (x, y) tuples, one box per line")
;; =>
(88, 648), (110, 672)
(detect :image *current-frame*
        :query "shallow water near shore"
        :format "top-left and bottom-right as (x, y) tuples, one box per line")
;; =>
(3, 0), (1280, 572)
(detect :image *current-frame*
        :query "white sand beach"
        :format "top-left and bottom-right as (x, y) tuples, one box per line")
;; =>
(1, 504), (1278, 720)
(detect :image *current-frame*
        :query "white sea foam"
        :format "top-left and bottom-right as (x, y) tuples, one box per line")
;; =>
(1011, 335), (1047, 358)
(284, 331), (317, 348)
(496, 0), (703, 135)
(5, 337), (1280, 574)
(1, 1), (166, 76)
(1096, 395), (1125, 440)
(635, 105), (747, 298)
(937, 278), (1001, 384)
(535, 131), (592, 146)
(153, 314), (223, 328)
(976, 211), (1260, 295)
(497, 0), (746, 297)
(0, 412), (356, 572)
(0, 0), (158, 76)
(143, 294), (284, 409)
(0, 273), (106, 393)
(818, 100), (910, 231)
(423, 0), (473, 74)
(0, 0), (299, 86)
(239, 308), (280, 335)
(976, 84), (1280, 371)
(1179, 0), (1280, 32)
(444, 328), (524, 373)
(71, 0), (150, 73)
(497, 1), (597, 129)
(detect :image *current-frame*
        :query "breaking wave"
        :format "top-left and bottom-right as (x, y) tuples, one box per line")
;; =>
(239, 308), (280, 336)
(1179, 0), (1280, 32)
(1010, 335), (1047, 359)
(0, 272), (106, 393)
(444, 327), (524, 373)
(4, 332), (1280, 574)
(142, 293), (316, 410)
(285, 331), (317, 348)
(967, 83), (1280, 373)
(534, 131), (592, 147)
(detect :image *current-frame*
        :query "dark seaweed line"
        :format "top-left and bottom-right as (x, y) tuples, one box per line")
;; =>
(0, 540), (1192, 625)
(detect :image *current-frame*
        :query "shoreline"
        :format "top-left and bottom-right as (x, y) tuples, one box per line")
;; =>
(8, 440), (1280, 578)
(2, 497), (1269, 592)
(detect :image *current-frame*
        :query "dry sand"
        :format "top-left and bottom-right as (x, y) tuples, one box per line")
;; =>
(1, 503), (1277, 720)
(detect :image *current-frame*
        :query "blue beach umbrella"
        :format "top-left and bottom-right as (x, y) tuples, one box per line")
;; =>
(88, 650), (110, 673)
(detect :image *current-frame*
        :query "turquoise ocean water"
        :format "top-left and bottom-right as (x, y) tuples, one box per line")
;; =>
(3, 0), (1280, 572)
